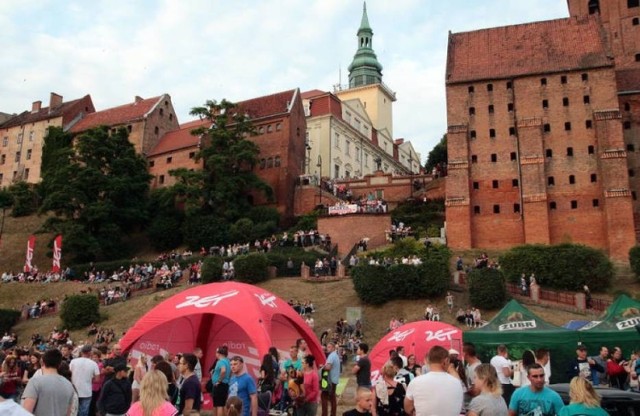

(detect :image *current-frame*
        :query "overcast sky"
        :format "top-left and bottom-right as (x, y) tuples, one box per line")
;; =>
(0, 1), (569, 162)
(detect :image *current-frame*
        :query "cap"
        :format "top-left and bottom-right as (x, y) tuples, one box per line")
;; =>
(577, 345), (587, 351)
(114, 363), (129, 373)
(81, 344), (93, 354)
(449, 349), (460, 355)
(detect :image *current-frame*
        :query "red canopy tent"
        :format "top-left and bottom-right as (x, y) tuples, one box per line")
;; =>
(119, 282), (325, 378)
(368, 321), (463, 380)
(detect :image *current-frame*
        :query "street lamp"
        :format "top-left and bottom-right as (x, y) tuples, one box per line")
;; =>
(317, 155), (323, 206)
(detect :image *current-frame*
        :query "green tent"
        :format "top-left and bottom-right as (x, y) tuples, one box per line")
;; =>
(579, 294), (640, 357)
(464, 299), (580, 383)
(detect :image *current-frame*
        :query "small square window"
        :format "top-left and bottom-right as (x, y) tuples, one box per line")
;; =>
(583, 95), (590, 104)
(491, 153), (497, 162)
(565, 122), (572, 131)
(630, 169), (635, 177)
(581, 73), (589, 81)
(546, 149), (553, 158)
(474, 206), (481, 214)
(469, 107), (476, 116)
(159, 175), (165, 184)
(189, 152), (196, 159)
(468, 86), (475, 93)
(489, 129), (496, 138)
(567, 147), (574, 156)
(561, 75), (568, 84)
(550, 201), (557, 210)
(492, 180), (499, 189)
(471, 155), (478, 163)
(625, 103), (631, 111)
(569, 175), (576, 184)
(635, 53), (640, 62)
(563, 97), (569, 106)
(514, 203), (521, 213)
(493, 204), (500, 214)
(624, 121), (631, 129)
(149, 160), (155, 167)
(591, 173), (597, 182)
(487, 83), (493, 92)
(473, 182), (479, 190)
(509, 127), (516, 136)
(506, 81), (512, 89)
(488, 105), (494, 114)
(592, 199), (599, 207)
(542, 99), (549, 109)
(588, 145), (595, 154)
(571, 200), (578, 209)
(633, 17), (640, 25)
(512, 179), (519, 187)
(548, 176), (555, 186)
(541, 78), (547, 86)
(630, 0), (639, 8)
(508, 103), (514, 112)
(586, 120), (593, 129)
(470, 130), (477, 139)
(633, 191), (638, 201)
(544, 124), (551, 133)
(166, 157), (172, 164)
(510, 152), (517, 161)
(628, 144), (635, 152)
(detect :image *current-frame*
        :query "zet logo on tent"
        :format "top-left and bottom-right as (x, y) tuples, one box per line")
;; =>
(387, 328), (415, 342)
(175, 290), (240, 309)
(255, 293), (278, 308)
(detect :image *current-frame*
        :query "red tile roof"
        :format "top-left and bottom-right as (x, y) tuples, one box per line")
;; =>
(446, 16), (612, 84)
(148, 119), (207, 157)
(70, 95), (166, 133)
(237, 89), (297, 120)
(301, 89), (327, 99)
(0, 95), (93, 129)
(616, 68), (640, 92)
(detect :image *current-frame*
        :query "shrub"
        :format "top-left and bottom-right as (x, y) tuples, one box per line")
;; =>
(384, 238), (425, 259)
(146, 213), (183, 251)
(468, 268), (507, 309)
(234, 253), (269, 284)
(351, 265), (389, 305)
(60, 295), (100, 330)
(0, 309), (21, 334)
(499, 243), (613, 292)
(182, 214), (230, 250)
(8, 181), (38, 217)
(630, 246), (640, 280)
(201, 256), (224, 283)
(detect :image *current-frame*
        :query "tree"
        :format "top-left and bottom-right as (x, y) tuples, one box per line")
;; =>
(7, 181), (38, 217)
(424, 134), (447, 173)
(39, 126), (151, 262)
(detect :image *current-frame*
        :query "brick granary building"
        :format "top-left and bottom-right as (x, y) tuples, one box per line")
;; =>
(445, 0), (640, 260)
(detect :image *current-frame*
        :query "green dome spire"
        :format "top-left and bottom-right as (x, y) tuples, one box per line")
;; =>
(348, 2), (383, 88)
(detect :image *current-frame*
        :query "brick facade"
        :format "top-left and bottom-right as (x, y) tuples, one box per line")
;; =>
(318, 213), (391, 258)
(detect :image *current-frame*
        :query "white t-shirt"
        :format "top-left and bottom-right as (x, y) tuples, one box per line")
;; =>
(405, 371), (463, 416)
(0, 399), (33, 416)
(490, 355), (512, 385)
(69, 357), (99, 398)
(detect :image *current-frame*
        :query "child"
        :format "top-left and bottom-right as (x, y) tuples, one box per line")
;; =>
(342, 387), (373, 416)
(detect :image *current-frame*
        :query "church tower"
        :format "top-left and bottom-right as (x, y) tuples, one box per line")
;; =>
(336, 2), (396, 139)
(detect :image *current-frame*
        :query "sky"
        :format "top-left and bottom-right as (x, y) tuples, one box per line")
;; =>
(0, 0), (570, 162)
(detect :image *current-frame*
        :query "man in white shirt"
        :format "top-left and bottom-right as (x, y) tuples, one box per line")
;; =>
(404, 346), (463, 416)
(490, 344), (514, 405)
(69, 344), (100, 416)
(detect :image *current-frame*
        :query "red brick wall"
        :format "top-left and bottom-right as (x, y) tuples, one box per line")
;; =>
(318, 213), (391, 258)
(621, 92), (640, 238)
(333, 171), (434, 203)
(140, 98), (180, 156)
(293, 186), (342, 217)
(148, 147), (201, 188)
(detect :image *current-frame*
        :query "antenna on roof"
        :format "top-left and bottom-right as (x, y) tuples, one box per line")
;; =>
(333, 65), (343, 92)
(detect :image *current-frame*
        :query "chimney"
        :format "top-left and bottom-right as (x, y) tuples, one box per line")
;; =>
(49, 93), (63, 110)
(134, 96), (144, 104)
(31, 101), (42, 114)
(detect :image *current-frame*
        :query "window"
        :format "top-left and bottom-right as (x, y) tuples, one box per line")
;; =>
(628, 144), (635, 152)
(490, 129), (496, 138)
(636, 53), (640, 62)
(159, 108), (164, 117)
(548, 176), (555, 186)
(593, 199), (599, 207)
(364, 153), (369, 167)
(550, 201), (557, 210)
(469, 107), (476, 116)
(541, 78), (547, 86)
(267, 125), (273, 133)
(154, 126), (159, 135)
(334, 133), (340, 148)
(29, 131), (34, 141)
(0, 173), (3, 183)
(468, 86), (475, 93)
(274, 156), (281, 167)
(565, 122), (572, 131)
(474, 206), (481, 214)
(634, 191), (638, 201)
(542, 99), (549, 109)
(625, 103), (631, 111)
(259, 159), (266, 169)
(259, 127), (264, 134)
(15, 151), (20, 162)
(26, 149), (32, 160)
(266, 157), (273, 168)
(586, 120), (593, 129)
(509, 127), (516, 136)
(470, 130), (477, 139)
(2, 137), (6, 147)
(506, 81), (512, 89)
(488, 105), (494, 114)
(563, 97), (569, 106)
(189, 152), (195, 159)
(512, 178), (519, 187)
(571, 200), (578, 209)
(127, 125), (132, 133)
(149, 160), (155, 167)
(487, 83), (493, 92)
(276, 123), (282, 131)
(582, 73), (589, 81)
(567, 147), (574, 157)
(624, 121), (631, 129)
(514, 203), (521, 213)
(630, 169), (635, 177)
(493, 205), (500, 214)
(355, 147), (360, 161)
(583, 95), (590, 104)
(561, 75), (568, 84)
(491, 153), (497, 162)
(166, 157), (172, 164)
(544, 124), (551, 133)
(629, 0), (639, 8)
(633, 17), (640, 25)
(492, 180), (499, 189)
(471, 155), (478, 163)
(546, 149), (553, 158)
(508, 103), (514, 112)
(588, 145), (595, 154)
(345, 141), (351, 156)
(169, 113), (173, 121)
(17, 133), (23, 144)
(589, 0), (600, 14)
(0, 155), (5, 165)
(510, 152), (517, 161)
(159, 175), (165, 184)
(591, 173), (597, 182)
(569, 175), (576, 184)
(24, 168), (29, 180)
(473, 182), (479, 190)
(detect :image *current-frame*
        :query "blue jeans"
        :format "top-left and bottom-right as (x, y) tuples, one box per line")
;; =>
(78, 397), (91, 416)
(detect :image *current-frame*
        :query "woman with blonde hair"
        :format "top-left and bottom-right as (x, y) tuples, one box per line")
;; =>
(373, 360), (405, 416)
(126, 370), (177, 416)
(558, 376), (608, 416)
(467, 364), (508, 416)
(225, 396), (243, 416)
(132, 354), (149, 403)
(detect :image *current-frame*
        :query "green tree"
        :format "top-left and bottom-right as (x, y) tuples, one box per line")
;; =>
(39, 126), (151, 262)
(7, 181), (38, 217)
(424, 134), (447, 173)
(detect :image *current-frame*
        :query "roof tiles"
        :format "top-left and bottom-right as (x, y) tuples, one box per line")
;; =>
(70, 95), (165, 133)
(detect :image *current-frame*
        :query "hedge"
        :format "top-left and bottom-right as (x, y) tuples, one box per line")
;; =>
(265, 247), (325, 277)
(201, 257), (224, 283)
(0, 309), (21, 334)
(499, 243), (613, 292)
(468, 268), (507, 309)
(60, 295), (100, 330)
(234, 253), (269, 284)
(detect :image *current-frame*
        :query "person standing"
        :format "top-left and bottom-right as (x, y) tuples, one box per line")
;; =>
(352, 343), (371, 390)
(298, 355), (319, 416)
(125, 370), (178, 416)
(69, 344), (100, 416)
(567, 345), (602, 384)
(590, 346), (609, 386)
(508, 364), (564, 416)
(193, 347), (204, 382)
(373, 361), (405, 416)
(490, 345), (514, 405)
(177, 353), (201, 415)
(21, 349), (75, 416)
(212, 346), (232, 416)
(321, 342), (341, 416)
(467, 364), (508, 416)
(98, 363), (132, 416)
(228, 356), (257, 416)
(404, 346), (463, 416)
(558, 376), (608, 416)
(607, 346), (629, 390)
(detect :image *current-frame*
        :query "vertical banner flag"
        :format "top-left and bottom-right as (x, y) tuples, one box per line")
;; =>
(52, 234), (62, 273)
(24, 235), (35, 273)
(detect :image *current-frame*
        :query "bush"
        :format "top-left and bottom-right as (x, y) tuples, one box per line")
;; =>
(201, 256), (224, 283)
(234, 253), (269, 284)
(0, 309), (21, 334)
(499, 243), (613, 292)
(146, 213), (183, 251)
(630, 246), (640, 280)
(351, 265), (389, 305)
(8, 181), (38, 217)
(182, 214), (230, 250)
(60, 295), (100, 330)
(468, 268), (507, 309)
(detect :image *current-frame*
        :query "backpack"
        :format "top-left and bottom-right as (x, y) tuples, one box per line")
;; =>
(319, 368), (330, 392)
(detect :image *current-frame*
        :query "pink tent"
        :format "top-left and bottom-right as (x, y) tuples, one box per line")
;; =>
(120, 282), (325, 378)
(368, 321), (463, 380)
